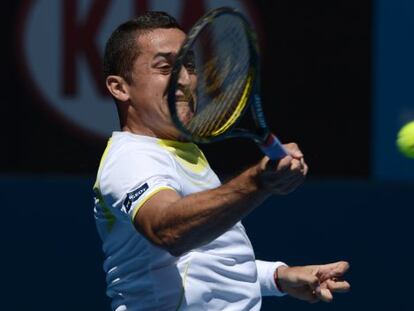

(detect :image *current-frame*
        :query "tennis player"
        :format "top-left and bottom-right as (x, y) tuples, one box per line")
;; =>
(94, 12), (350, 311)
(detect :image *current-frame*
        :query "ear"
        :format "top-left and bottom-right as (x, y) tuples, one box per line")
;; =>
(106, 75), (130, 102)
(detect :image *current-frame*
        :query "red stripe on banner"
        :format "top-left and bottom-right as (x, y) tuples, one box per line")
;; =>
(62, 0), (110, 97)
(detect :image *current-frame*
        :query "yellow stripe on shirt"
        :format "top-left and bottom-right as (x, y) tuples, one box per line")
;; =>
(158, 139), (208, 174)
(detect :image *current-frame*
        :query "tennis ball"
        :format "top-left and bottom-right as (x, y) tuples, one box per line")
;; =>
(396, 121), (414, 158)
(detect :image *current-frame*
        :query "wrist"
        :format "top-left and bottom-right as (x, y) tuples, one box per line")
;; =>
(231, 164), (270, 196)
(253, 157), (283, 193)
(249, 158), (274, 193)
(274, 265), (289, 294)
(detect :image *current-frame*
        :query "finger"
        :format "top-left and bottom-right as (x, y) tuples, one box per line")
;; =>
(269, 159), (303, 181)
(329, 262), (350, 280)
(279, 155), (294, 171)
(262, 156), (307, 192)
(331, 261), (350, 277)
(315, 287), (333, 303)
(264, 155), (292, 172)
(283, 142), (303, 159)
(326, 279), (351, 293)
(302, 162), (309, 175)
(317, 261), (350, 280)
(277, 158), (305, 179)
(299, 158), (308, 173)
(290, 158), (303, 172)
(266, 156), (306, 177)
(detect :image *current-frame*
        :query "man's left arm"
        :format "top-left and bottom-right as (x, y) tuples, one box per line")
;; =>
(256, 260), (351, 303)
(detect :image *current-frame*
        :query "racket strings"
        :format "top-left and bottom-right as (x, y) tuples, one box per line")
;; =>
(198, 75), (247, 136)
(197, 29), (248, 134)
(189, 30), (238, 134)
(199, 56), (249, 135)
(192, 70), (246, 135)
(183, 15), (252, 137)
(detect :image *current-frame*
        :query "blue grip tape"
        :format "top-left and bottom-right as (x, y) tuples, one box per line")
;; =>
(259, 134), (288, 160)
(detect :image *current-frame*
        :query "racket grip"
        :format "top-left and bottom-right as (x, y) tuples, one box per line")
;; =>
(259, 133), (288, 160)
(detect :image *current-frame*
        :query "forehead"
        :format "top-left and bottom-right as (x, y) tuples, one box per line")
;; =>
(136, 28), (186, 57)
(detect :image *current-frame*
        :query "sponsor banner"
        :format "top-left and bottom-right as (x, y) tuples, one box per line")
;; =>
(17, 0), (259, 139)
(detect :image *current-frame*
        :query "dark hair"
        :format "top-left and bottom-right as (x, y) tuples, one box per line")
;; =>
(103, 11), (182, 84)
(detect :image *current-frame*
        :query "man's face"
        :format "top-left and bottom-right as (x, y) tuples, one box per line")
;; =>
(127, 28), (197, 139)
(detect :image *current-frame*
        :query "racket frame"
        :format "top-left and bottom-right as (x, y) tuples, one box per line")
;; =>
(167, 7), (287, 159)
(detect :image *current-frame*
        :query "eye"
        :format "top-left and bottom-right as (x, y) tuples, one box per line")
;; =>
(184, 61), (196, 74)
(157, 63), (172, 74)
(183, 51), (196, 74)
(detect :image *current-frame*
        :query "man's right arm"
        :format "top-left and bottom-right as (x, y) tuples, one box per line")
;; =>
(134, 143), (307, 256)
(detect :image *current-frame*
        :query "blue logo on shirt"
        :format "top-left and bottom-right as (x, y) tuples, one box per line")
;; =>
(123, 183), (149, 213)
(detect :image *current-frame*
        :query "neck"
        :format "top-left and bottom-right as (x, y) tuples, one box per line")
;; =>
(122, 121), (183, 141)
(119, 103), (182, 140)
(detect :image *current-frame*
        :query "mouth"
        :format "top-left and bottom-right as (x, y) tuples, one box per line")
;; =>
(175, 97), (189, 102)
(175, 92), (191, 102)
(175, 90), (196, 113)
(175, 93), (196, 126)
(176, 86), (195, 98)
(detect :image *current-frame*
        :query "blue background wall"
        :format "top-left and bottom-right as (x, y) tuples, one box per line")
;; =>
(2, 177), (413, 310)
(374, 0), (414, 181)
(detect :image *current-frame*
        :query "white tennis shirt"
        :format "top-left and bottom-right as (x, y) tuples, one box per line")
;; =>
(94, 131), (286, 311)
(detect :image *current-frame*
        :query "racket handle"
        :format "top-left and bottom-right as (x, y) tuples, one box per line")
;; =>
(259, 133), (288, 160)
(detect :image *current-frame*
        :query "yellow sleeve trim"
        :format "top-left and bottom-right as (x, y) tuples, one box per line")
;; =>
(93, 138), (113, 189)
(131, 186), (177, 221)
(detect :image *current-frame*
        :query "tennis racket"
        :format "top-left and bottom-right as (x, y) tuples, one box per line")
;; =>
(167, 7), (288, 160)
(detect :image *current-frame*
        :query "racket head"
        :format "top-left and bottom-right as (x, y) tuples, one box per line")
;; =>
(167, 7), (264, 144)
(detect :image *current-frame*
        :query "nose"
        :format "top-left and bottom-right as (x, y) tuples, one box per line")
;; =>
(177, 65), (191, 87)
